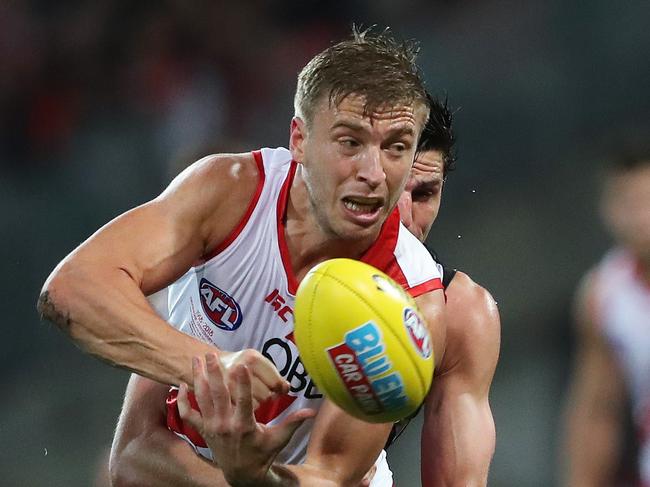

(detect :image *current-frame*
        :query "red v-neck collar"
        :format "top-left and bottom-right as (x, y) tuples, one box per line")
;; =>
(359, 209), (400, 270)
(276, 161), (299, 295)
(276, 163), (400, 296)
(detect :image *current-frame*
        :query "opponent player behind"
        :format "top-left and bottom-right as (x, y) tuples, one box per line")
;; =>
(39, 28), (446, 486)
(392, 95), (500, 483)
(105, 96), (500, 487)
(562, 148), (650, 487)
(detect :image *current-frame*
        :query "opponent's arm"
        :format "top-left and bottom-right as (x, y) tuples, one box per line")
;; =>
(283, 288), (446, 486)
(277, 288), (442, 486)
(418, 273), (500, 487)
(285, 401), (393, 486)
(110, 374), (231, 487)
(562, 271), (626, 487)
(37, 154), (269, 387)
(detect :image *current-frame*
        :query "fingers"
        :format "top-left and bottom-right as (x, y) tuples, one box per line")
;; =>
(228, 350), (290, 396)
(229, 368), (271, 409)
(232, 365), (255, 427)
(204, 352), (232, 419)
(190, 357), (263, 437)
(249, 376), (275, 407)
(187, 352), (232, 437)
(268, 408), (316, 451)
(255, 363), (290, 396)
(192, 356), (216, 420)
(188, 350), (291, 435)
(177, 382), (203, 429)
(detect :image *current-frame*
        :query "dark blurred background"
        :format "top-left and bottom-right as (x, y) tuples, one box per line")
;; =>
(2, 1), (649, 485)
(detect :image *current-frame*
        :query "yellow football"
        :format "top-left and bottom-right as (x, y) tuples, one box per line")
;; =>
(294, 258), (434, 423)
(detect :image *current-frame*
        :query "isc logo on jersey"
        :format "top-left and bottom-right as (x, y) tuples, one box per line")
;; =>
(199, 278), (243, 331)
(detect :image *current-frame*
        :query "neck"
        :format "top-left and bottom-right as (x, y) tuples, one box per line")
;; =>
(284, 168), (381, 283)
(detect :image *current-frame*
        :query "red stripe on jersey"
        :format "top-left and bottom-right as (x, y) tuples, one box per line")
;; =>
(276, 160), (299, 295)
(254, 394), (298, 424)
(408, 278), (444, 298)
(202, 151), (266, 261)
(381, 254), (409, 290)
(361, 209), (400, 271)
(166, 389), (208, 448)
(362, 209), (442, 297)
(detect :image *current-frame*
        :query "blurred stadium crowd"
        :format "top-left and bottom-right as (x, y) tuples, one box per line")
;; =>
(2, 1), (458, 173)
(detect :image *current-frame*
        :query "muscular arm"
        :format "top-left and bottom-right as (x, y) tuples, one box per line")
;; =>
(110, 374), (232, 487)
(37, 154), (259, 386)
(562, 271), (626, 487)
(283, 401), (393, 486)
(419, 272), (500, 487)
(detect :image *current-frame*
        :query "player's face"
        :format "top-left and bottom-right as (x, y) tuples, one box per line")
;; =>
(397, 150), (444, 242)
(603, 164), (650, 260)
(293, 94), (427, 241)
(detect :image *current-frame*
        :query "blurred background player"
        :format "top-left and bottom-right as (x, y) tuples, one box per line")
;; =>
(563, 147), (650, 487)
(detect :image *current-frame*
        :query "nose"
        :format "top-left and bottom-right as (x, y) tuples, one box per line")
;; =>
(355, 149), (385, 189)
(398, 191), (414, 229)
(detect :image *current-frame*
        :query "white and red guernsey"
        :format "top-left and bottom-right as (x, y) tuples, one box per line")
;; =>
(594, 249), (650, 487)
(161, 147), (443, 485)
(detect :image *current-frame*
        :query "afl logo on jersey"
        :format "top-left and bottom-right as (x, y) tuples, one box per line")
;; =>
(403, 307), (431, 359)
(199, 278), (243, 331)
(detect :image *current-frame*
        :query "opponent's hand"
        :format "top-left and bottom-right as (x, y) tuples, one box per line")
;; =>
(178, 352), (316, 487)
(219, 348), (289, 408)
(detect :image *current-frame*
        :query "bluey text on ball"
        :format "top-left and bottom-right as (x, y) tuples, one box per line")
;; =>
(327, 321), (407, 415)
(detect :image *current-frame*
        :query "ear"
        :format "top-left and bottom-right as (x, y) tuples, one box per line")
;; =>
(289, 117), (307, 164)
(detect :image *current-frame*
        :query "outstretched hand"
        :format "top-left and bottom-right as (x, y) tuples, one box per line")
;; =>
(178, 352), (316, 487)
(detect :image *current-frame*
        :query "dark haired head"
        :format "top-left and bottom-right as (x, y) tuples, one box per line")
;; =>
(294, 26), (429, 129)
(417, 94), (457, 178)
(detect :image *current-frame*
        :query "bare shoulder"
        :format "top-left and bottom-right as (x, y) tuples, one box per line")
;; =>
(446, 272), (500, 342)
(155, 152), (262, 250)
(440, 272), (500, 385)
(159, 152), (260, 206)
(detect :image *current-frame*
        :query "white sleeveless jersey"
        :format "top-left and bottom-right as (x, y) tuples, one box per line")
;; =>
(595, 248), (650, 485)
(161, 147), (443, 485)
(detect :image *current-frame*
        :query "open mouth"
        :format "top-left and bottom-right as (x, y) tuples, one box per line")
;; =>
(341, 196), (384, 223)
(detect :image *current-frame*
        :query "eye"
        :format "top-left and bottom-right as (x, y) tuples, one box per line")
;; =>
(339, 138), (360, 149)
(412, 190), (434, 202)
(387, 142), (408, 156)
(411, 183), (440, 202)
